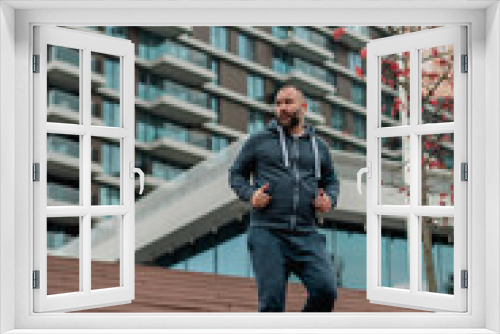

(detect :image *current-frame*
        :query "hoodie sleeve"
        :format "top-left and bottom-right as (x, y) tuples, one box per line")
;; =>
(228, 135), (257, 202)
(318, 138), (340, 208)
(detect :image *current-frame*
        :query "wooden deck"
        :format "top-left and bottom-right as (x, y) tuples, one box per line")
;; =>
(46, 255), (429, 313)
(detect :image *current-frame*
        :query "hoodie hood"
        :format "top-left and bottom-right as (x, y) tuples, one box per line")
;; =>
(266, 119), (321, 179)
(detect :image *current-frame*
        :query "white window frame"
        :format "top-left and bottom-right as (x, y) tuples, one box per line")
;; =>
(1, 1), (499, 333)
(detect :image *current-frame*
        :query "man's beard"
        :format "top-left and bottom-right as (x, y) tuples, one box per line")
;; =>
(278, 109), (300, 130)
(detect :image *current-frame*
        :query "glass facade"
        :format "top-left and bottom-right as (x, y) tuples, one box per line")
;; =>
(331, 105), (346, 131)
(248, 109), (265, 134)
(210, 26), (228, 52)
(272, 49), (291, 75)
(351, 81), (366, 106)
(157, 218), (454, 291)
(348, 51), (363, 72)
(247, 73), (265, 102)
(105, 58), (120, 91)
(102, 101), (120, 127)
(305, 95), (321, 115)
(101, 142), (120, 177)
(353, 113), (367, 139)
(237, 33), (255, 62)
(137, 31), (208, 68)
(100, 186), (120, 205)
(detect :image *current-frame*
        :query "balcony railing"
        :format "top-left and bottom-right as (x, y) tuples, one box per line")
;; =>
(48, 45), (79, 67)
(292, 27), (329, 49)
(137, 39), (208, 69)
(47, 182), (79, 205)
(137, 81), (210, 109)
(294, 58), (332, 85)
(47, 135), (79, 158)
(48, 90), (79, 112)
(159, 123), (210, 150)
(152, 162), (184, 181)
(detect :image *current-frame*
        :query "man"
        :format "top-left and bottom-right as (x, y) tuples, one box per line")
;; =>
(228, 85), (340, 312)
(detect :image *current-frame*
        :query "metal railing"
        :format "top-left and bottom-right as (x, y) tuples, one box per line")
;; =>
(47, 135), (79, 158)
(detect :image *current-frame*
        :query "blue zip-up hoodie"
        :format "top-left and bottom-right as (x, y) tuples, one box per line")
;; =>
(228, 119), (340, 231)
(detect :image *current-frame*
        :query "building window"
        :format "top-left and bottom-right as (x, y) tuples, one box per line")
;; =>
(348, 51), (363, 72)
(211, 59), (219, 84)
(331, 105), (346, 131)
(305, 95), (321, 115)
(137, 30), (208, 68)
(351, 81), (366, 107)
(272, 49), (291, 75)
(272, 26), (290, 39)
(210, 26), (228, 52)
(293, 26), (328, 49)
(381, 92), (396, 119)
(151, 161), (184, 181)
(294, 58), (333, 85)
(248, 109), (265, 134)
(237, 33), (255, 61)
(104, 26), (128, 39)
(210, 96), (219, 124)
(99, 186), (120, 205)
(101, 142), (120, 177)
(136, 112), (157, 143)
(211, 135), (229, 152)
(346, 26), (371, 39)
(247, 73), (265, 102)
(104, 58), (120, 91)
(353, 113), (367, 139)
(102, 101), (120, 127)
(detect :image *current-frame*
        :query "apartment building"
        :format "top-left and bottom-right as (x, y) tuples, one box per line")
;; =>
(46, 26), (454, 294)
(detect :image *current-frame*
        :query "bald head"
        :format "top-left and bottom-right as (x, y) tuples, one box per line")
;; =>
(276, 85), (305, 105)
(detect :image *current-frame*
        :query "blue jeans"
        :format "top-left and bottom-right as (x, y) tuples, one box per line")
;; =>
(247, 225), (337, 312)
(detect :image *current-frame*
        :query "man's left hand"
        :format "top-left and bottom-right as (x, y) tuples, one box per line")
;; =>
(314, 188), (331, 213)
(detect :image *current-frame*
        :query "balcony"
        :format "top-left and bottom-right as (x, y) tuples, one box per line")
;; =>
(47, 60), (106, 93)
(148, 94), (217, 126)
(142, 26), (192, 38)
(281, 35), (333, 63)
(203, 83), (273, 115)
(138, 55), (215, 86)
(136, 124), (213, 165)
(179, 34), (281, 83)
(137, 138), (212, 166)
(47, 182), (80, 206)
(47, 47), (106, 92)
(136, 40), (214, 86)
(47, 136), (101, 179)
(282, 69), (336, 98)
(331, 26), (370, 49)
(202, 123), (246, 141)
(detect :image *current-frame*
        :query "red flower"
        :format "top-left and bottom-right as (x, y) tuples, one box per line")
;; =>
(355, 66), (364, 78)
(390, 61), (399, 72)
(333, 27), (346, 40)
(360, 48), (367, 59)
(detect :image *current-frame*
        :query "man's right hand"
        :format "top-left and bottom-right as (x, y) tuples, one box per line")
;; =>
(251, 183), (272, 209)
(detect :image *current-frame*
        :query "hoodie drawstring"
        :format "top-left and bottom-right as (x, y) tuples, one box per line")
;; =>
(277, 124), (320, 179)
(277, 126), (290, 168)
(311, 136), (321, 179)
